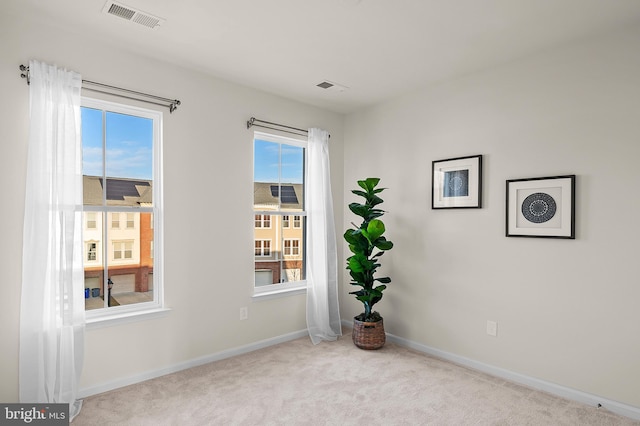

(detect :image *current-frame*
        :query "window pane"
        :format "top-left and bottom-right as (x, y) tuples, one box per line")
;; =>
(83, 211), (104, 310)
(253, 214), (305, 287)
(280, 145), (304, 212)
(83, 210), (154, 309)
(105, 112), (153, 207)
(281, 216), (304, 281)
(82, 107), (104, 207)
(105, 210), (154, 308)
(254, 139), (280, 186)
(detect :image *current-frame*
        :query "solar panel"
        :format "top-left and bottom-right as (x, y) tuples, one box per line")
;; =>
(270, 185), (298, 204)
(106, 178), (151, 200)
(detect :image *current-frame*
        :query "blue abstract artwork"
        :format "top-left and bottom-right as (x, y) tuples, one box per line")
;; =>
(443, 170), (469, 197)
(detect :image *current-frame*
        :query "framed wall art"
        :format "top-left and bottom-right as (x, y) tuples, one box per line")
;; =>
(432, 155), (482, 209)
(506, 175), (575, 239)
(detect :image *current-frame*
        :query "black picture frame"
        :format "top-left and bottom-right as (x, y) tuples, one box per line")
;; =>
(432, 155), (482, 209)
(506, 175), (576, 239)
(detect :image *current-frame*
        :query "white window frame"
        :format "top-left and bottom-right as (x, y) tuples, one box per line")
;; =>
(82, 97), (167, 326)
(252, 131), (307, 298)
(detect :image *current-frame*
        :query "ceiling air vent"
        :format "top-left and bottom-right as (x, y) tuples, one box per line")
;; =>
(102, 1), (165, 29)
(316, 80), (349, 92)
(317, 81), (334, 89)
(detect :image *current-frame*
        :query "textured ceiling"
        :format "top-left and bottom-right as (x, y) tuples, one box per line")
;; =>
(5, 0), (640, 113)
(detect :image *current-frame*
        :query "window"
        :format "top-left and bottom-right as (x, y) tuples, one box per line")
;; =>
(111, 213), (120, 229)
(86, 212), (97, 229)
(284, 239), (300, 256)
(255, 239), (271, 257)
(255, 214), (271, 228)
(81, 97), (163, 318)
(113, 241), (133, 260)
(126, 213), (135, 229)
(253, 132), (306, 295)
(87, 242), (97, 261)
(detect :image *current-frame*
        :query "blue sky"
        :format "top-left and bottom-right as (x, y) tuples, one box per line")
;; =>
(82, 107), (153, 180)
(254, 139), (304, 184)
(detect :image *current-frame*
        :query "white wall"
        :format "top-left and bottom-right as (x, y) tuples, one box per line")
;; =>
(0, 12), (343, 400)
(343, 24), (640, 408)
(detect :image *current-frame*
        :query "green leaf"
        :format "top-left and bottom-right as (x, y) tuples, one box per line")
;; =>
(350, 270), (365, 283)
(366, 219), (385, 241)
(344, 230), (369, 255)
(352, 190), (368, 197)
(375, 277), (391, 284)
(368, 194), (384, 207)
(348, 203), (369, 218)
(343, 229), (360, 244)
(367, 209), (386, 220)
(347, 257), (363, 273)
(357, 178), (380, 193)
(370, 287), (383, 298)
(347, 253), (375, 273)
(356, 295), (370, 303)
(374, 237), (394, 251)
(370, 295), (382, 307)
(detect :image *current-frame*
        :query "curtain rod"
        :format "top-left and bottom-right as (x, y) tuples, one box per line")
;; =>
(246, 117), (330, 138)
(20, 64), (181, 113)
(247, 117), (308, 137)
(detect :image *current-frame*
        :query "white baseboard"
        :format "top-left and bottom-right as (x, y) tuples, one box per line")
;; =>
(78, 329), (309, 399)
(382, 331), (640, 422)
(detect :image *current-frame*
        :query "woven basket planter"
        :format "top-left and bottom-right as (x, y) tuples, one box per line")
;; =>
(352, 317), (385, 350)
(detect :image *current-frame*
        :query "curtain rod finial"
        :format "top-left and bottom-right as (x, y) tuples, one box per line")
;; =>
(19, 64), (30, 85)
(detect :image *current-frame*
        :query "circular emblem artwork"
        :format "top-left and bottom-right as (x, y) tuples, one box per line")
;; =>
(521, 192), (556, 223)
(449, 176), (464, 191)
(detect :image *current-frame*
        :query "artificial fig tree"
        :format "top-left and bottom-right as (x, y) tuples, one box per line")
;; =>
(344, 178), (393, 322)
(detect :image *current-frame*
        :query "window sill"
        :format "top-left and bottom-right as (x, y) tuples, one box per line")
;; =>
(252, 286), (306, 301)
(86, 307), (171, 330)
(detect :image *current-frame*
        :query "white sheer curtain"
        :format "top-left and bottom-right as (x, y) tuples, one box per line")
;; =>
(20, 59), (85, 420)
(306, 128), (342, 344)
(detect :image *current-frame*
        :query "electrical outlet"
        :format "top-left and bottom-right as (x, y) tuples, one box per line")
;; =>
(486, 320), (498, 337)
(240, 307), (248, 321)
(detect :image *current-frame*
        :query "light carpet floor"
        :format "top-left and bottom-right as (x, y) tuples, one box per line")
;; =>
(73, 330), (639, 425)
